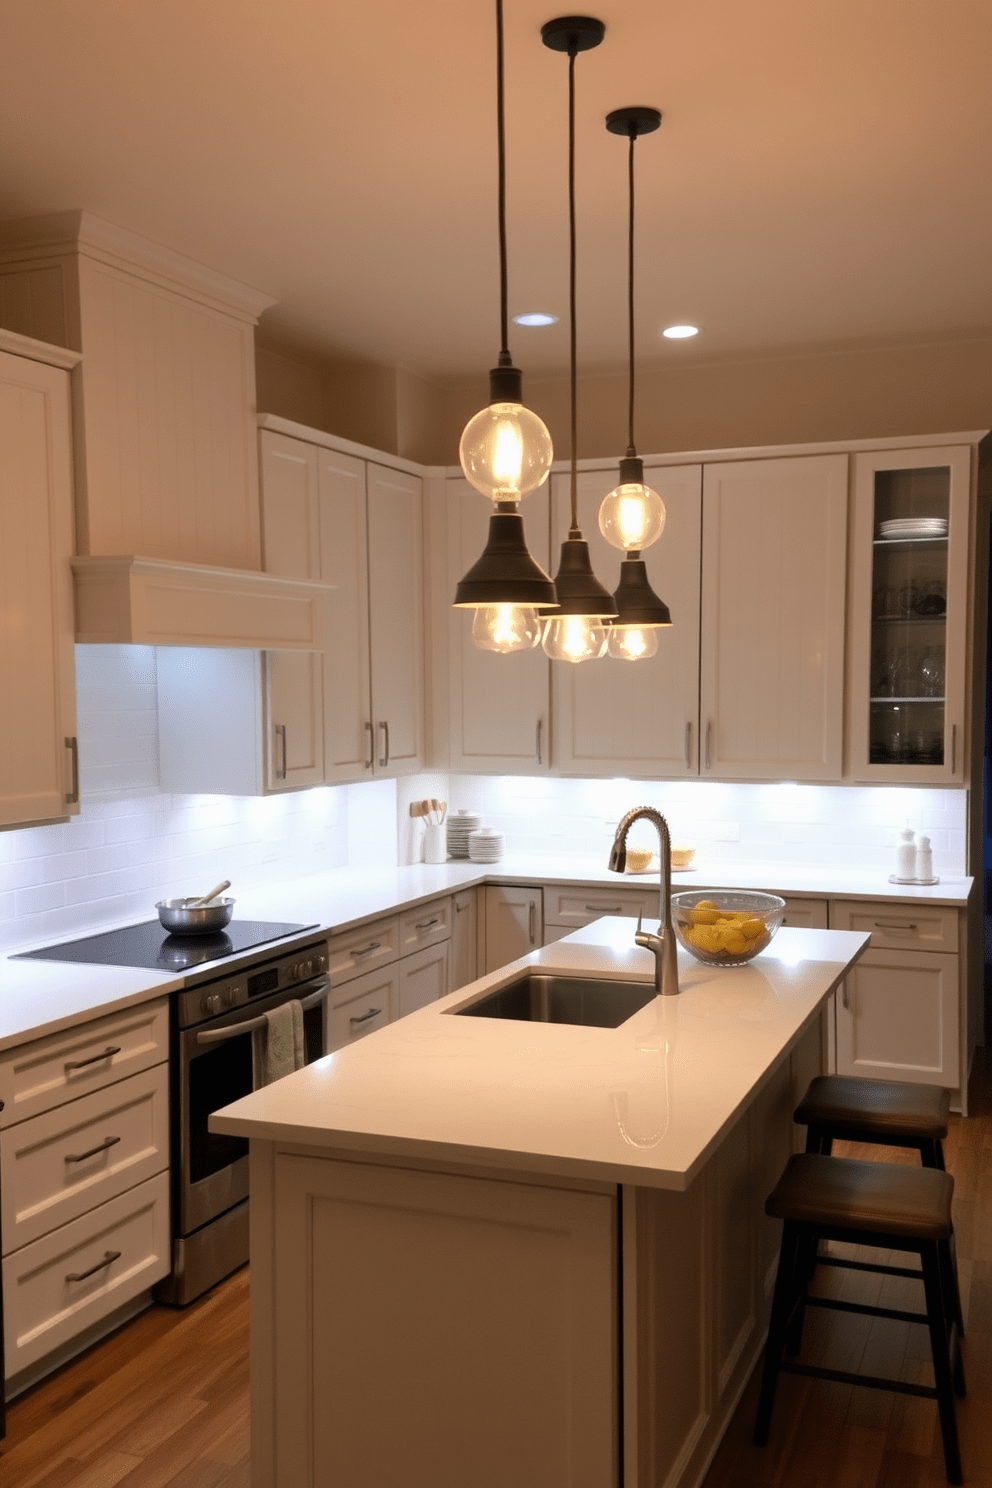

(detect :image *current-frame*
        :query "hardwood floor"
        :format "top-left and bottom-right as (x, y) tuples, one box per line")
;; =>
(2, 1054), (990, 1487)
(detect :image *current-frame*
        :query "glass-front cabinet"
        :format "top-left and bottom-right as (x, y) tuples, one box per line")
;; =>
(849, 445), (971, 782)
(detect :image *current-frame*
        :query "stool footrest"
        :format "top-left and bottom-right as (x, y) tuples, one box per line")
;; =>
(805, 1295), (929, 1326)
(818, 1254), (923, 1282)
(780, 1360), (938, 1401)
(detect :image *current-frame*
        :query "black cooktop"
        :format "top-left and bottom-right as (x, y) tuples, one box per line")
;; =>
(14, 919), (318, 974)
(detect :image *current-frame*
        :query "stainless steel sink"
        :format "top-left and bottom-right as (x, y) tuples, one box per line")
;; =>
(454, 974), (656, 1028)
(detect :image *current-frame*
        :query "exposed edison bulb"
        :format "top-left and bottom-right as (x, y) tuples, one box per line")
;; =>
(459, 402), (553, 503)
(599, 481), (666, 552)
(607, 625), (660, 661)
(472, 605), (543, 654)
(542, 614), (608, 663)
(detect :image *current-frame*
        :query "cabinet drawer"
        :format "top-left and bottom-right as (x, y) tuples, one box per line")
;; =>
(3, 1169), (171, 1379)
(2, 1065), (169, 1255)
(830, 899), (958, 953)
(327, 965), (398, 1052)
(0, 998), (169, 1129)
(399, 897), (451, 953)
(544, 884), (659, 929)
(327, 916), (399, 987)
(781, 897), (829, 930)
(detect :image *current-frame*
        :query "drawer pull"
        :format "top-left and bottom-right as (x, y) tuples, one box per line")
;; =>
(585, 903), (624, 914)
(873, 920), (917, 931)
(349, 1006), (382, 1026)
(65, 1249), (121, 1284)
(65, 1135), (121, 1165)
(415, 917), (441, 931)
(842, 983), (851, 1010)
(65, 1046), (122, 1072)
(352, 940), (382, 960)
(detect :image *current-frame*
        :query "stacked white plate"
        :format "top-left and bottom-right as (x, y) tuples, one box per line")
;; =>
(468, 828), (505, 863)
(446, 810), (481, 859)
(877, 517), (947, 539)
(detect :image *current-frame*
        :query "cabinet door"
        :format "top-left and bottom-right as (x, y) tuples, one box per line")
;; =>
(451, 889), (478, 991)
(835, 947), (959, 1088)
(258, 430), (324, 792)
(367, 462), (424, 776)
(318, 447), (373, 780)
(551, 464), (703, 776)
(700, 454), (848, 780)
(397, 941), (450, 1018)
(447, 476), (552, 774)
(0, 349), (78, 827)
(327, 964), (398, 1053)
(780, 897), (828, 930)
(848, 445), (970, 783)
(484, 886), (543, 973)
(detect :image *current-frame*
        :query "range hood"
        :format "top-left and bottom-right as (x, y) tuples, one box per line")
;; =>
(71, 555), (330, 649)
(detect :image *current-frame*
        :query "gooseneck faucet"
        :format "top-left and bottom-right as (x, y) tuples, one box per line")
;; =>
(608, 806), (680, 996)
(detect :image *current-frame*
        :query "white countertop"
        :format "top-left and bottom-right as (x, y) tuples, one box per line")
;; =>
(211, 917), (870, 1192)
(0, 854), (969, 1053)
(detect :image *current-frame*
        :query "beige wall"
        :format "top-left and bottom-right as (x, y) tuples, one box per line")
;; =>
(258, 333), (992, 465)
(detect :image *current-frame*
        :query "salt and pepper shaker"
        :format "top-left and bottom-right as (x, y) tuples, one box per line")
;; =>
(914, 832), (934, 883)
(894, 827), (916, 881)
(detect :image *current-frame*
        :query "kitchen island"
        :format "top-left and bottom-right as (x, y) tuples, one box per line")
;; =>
(213, 916), (869, 1488)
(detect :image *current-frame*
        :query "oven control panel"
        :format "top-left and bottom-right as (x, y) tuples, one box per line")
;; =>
(177, 940), (329, 1029)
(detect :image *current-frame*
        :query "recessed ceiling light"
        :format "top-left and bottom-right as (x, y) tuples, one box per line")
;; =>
(513, 312), (559, 327)
(662, 324), (700, 339)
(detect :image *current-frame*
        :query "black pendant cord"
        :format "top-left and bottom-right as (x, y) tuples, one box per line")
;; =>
(496, 0), (511, 366)
(568, 43), (581, 538)
(626, 125), (637, 459)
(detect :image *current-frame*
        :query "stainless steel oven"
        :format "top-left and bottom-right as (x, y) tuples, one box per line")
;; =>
(155, 937), (329, 1305)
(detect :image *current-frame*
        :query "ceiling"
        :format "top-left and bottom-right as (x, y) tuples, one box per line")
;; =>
(1, 0), (990, 381)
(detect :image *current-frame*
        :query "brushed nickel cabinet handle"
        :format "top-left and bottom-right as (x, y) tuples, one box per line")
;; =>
(536, 719), (543, 766)
(705, 721), (712, 771)
(364, 721), (374, 770)
(415, 917), (441, 931)
(378, 721), (390, 768)
(684, 721), (692, 771)
(274, 723), (288, 780)
(874, 919), (917, 931)
(65, 1135), (121, 1165)
(352, 940), (382, 960)
(585, 903), (624, 914)
(349, 1006), (382, 1026)
(65, 1046), (121, 1072)
(65, 736), (79, 805)
(842, 982), (850, 1010)
(65, 1249), (121, 1283)
(951, 723), (956, 773)
(528, 900), (536, 945)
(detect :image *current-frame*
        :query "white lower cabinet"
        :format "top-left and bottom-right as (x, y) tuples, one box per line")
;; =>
(543, 883), (663, 944)
(780, 897), (829, 930)
(1, 998), (171, 1384)
(484, 886), (544, 973)
(451, 888), (479, 991)
(326, 897), (453, 1050)
(830, 898), (962, 1094)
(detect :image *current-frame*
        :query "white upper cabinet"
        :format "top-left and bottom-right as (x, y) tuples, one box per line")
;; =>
(847, 445), (971, 783)
(699, 454), (849, 781)
(0, 213), (273, 571)
(318, 446), (373, 779)
(446, 475), (552, 774)
(366, 462), (424, 776)
(0, 336), (79, 827)
(550, 464), (702, 777)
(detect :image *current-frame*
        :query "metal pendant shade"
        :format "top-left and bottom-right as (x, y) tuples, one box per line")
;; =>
(611, 558), (672, 627)
(541, 535), (617, 617)
(452, 510), (558, 608)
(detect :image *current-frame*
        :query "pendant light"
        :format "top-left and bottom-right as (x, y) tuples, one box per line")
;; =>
(539, 15), (617, 665)
(453, 0), (557, 653)
(599, 106), (673, 661)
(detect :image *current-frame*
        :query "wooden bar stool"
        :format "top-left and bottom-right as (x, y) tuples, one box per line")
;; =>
(794, 1073), (963, 1336)
(795, 1074), (950, 1168)
(754, 1153), (966, 1484)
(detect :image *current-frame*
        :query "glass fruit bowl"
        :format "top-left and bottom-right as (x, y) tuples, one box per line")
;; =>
(671, 890), (786, 967)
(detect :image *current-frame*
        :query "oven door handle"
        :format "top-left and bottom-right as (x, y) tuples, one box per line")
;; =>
(195, 977), (330, 1045)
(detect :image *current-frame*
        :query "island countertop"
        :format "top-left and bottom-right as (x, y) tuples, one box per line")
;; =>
(211, 917), (870, 1191)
